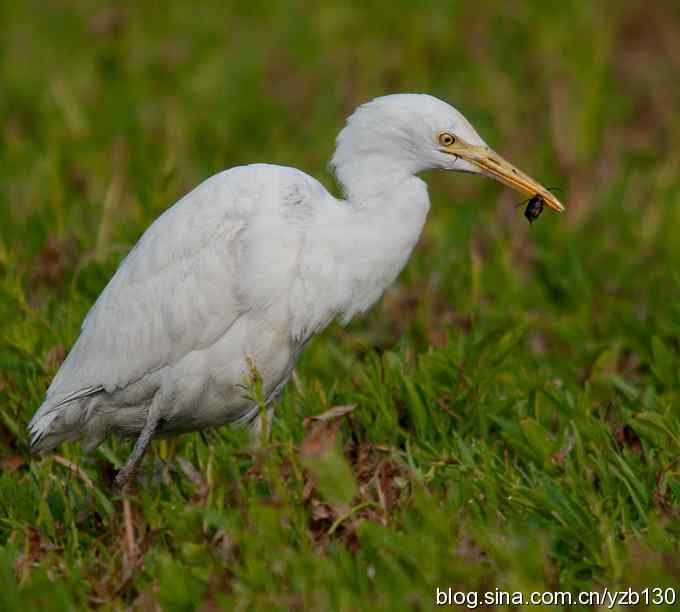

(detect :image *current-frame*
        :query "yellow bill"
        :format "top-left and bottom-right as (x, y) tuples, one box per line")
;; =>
(441, 140), (564, 212)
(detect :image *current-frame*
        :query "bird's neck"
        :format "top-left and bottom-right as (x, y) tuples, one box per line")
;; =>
(334, 154), (423, 203)
(287, 168), (430, 339)
(335, 172), (431, 324)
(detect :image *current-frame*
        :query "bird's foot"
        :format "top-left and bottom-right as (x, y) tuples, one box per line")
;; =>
(113, 464), (137, 490)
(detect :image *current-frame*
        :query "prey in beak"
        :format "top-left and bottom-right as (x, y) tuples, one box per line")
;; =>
(438, 133), (565, 214)
(522, 195), (546, 225)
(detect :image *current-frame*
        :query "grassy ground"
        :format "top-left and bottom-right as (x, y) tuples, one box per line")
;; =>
(2, 1), (680, 609)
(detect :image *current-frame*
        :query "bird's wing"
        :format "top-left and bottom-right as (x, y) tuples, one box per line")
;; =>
(40, 164), (313, 410)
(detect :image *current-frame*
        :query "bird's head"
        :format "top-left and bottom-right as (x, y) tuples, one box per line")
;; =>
(332, 93), (563, 212)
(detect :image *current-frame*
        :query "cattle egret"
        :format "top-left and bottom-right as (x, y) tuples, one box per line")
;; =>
(28, 94), (563, 488)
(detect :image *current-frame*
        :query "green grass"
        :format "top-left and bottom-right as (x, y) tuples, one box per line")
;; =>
(2, 1), (680, 609)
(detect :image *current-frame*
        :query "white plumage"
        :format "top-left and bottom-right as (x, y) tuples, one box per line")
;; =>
(28, 94), (563, 487)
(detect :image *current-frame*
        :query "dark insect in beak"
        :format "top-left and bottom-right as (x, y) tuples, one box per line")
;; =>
(523, 195), (545, 224)
(516, 187), (559, 225)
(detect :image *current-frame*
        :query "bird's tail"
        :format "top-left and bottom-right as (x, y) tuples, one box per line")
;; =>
(27, 386), (104, 452)
(27, 408), (63, 453)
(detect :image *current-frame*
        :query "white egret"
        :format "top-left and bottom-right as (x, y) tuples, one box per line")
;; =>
(28, 94), (563, 488)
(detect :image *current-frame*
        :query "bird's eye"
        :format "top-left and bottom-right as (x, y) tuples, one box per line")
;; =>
(438, 132), (456, 147)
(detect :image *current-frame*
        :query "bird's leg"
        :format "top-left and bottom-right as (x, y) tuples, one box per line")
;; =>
(114, 409), (161, 490)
